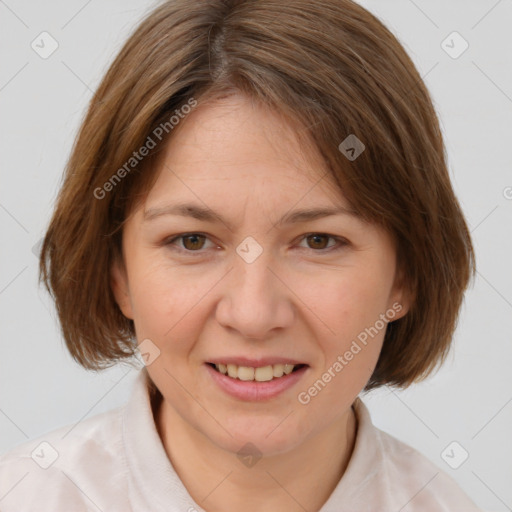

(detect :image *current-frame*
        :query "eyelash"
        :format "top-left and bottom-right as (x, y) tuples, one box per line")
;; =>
(163, 232), (349, 256)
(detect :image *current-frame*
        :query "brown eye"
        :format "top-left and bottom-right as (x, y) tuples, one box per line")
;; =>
(166, 233), (213, 253)
(180, 234), (207, 250)
(297, 233), (348, 253)
(306, 234), (331, 250)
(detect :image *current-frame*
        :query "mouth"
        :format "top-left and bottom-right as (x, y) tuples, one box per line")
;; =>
(206, 362), (308, 382)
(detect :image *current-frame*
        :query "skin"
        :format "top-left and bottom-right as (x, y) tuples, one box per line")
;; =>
(111, 93), (410, 512)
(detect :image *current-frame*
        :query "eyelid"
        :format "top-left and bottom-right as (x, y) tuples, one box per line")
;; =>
(164, 232), (349, 255)
(164, 232), (218, 254)
(296, 233), (348, 250)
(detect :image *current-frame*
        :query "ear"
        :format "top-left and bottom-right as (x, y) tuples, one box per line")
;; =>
(110, 256), (134, 320)
(387, 263), (413, 322)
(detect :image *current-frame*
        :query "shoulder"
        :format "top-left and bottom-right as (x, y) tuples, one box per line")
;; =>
(346, 398), (482, 511)
(378, 429), (480, 510)
(0, 406), (130, 512)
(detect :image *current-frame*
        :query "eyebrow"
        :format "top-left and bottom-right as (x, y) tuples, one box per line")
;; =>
(143, 202), (361, 230)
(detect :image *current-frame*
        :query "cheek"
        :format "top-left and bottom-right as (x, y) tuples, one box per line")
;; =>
(299, 262), (392, 402)
(127, 261), (207, 341)
(312, 266), (392, 343)
(126, 261), (229, 373)
(295, 276), (389, 418)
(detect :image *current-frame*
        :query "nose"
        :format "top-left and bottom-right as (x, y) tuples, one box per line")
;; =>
(215, 251), (295, 340)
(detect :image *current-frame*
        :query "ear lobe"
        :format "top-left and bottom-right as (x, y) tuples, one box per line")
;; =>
(388, 265), (413, 321)
(110, 259), (134, 320)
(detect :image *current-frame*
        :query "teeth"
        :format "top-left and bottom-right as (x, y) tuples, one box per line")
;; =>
(214, 363), (301, 381)
(238, 366), (254, 381)
(227, 364), (238, 378)
(255, 366), (273, 381)
(273, 364), (284, 378)
(283, 364), (294, 375)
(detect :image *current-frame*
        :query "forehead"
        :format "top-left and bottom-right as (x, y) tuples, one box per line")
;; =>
(144, 94), (348, 210)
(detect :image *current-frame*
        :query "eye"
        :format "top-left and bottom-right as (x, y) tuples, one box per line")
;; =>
(297, 233), (348, 252)
(165, 233), (216, 253)
(164, 232), (348, 255)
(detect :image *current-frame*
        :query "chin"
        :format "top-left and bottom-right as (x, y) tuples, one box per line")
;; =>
(203, 416), (307, 458)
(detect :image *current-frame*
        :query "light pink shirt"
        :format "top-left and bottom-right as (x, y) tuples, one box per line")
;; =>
(0, 369), (481, 511)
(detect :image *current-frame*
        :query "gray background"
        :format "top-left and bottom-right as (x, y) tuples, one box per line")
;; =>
(1, 1), (511, 511)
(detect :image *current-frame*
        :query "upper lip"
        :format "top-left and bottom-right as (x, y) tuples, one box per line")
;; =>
(206, 357), (307, 367)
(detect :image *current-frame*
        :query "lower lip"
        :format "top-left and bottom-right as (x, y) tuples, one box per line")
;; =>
(204, 363), (309, 401)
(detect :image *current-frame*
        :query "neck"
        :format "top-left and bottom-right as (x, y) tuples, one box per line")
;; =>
(155, 397), (357, 512)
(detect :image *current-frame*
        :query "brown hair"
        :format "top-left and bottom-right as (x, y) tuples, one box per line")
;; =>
(39, 0), (475, 390)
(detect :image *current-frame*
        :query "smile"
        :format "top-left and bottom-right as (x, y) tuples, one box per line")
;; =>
(208, 362), (306, 382)
(205, 362), (309, 401)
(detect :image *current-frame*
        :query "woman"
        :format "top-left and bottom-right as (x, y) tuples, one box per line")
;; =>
(0, 0), (480, 510)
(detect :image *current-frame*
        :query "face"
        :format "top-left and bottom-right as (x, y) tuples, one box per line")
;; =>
(111, 94), (409, 456)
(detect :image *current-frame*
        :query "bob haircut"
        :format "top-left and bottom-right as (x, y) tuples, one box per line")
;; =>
(39, 0), (475, 391)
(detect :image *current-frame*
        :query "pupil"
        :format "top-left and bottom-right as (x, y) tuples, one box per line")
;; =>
(184, 234), (204, 250)
(309, 234), (327, 249)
